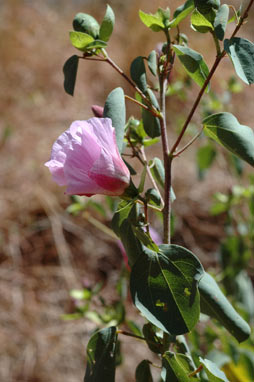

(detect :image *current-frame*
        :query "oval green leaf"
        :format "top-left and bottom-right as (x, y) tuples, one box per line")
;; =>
(191, 9), (214, 33)
(199, 272), (251, 342)
(135, 360), (153, 382)
(214, 4), (229, 41)
(172, 45), (210, 90)
(170, 0), (195, 28)
(139, 10), (165, 32)
(199, 357), (229, 382)
(103, 87), (126, 153)
(130, 56), (147, 93)
(161, 352), (196, 382)
(84, 326), (118, 382)
(194, 0), (220, 14)
(148, 50), (157, 76)
(99, 5), (115, 42)
(73, 13), (99, 38)
(69, 31), (94, 51)
(224, 37), (254, 84)
(130, 244), (204, 335)
(142, 88), (160, 138)
(63, 55), (79, 96)
(202, 112), (254, 167)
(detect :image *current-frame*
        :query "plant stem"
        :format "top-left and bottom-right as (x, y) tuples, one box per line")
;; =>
(173, 128), (203, 158)
(140, 147), (165, 208)
(159, 47), (172, 244)
(169, 0), (254, 156)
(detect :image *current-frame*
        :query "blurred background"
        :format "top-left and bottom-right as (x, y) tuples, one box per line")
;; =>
(0, 0), (253, 381)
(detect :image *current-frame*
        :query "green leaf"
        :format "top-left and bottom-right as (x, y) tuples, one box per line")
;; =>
(194, 0), (220, 14)
(148, 50), (157, 76)
(69, 31), (94, 51)
(63, 55), (79, 96)
(170, 0), (195, 28)
(161, 352), (197, 382)
(145, 188), (161, 206)
(142, 323), (163, 354)
(191, 9), (214, 33)
(135, 360), (153, 382)
(112, 202), (143, 267)
(149, 157), (176, 201)
(198, 272), (251, 342)
(196, 144), (216, 171)
(130, 56), (147, 93)
(202, 112), (254, 166)
(173, 45), (210, 90)
(150, 157), (165, 188)
(103, 87), (126, 153)
(142, 89), (161, 138)
(73, 13), (99, 38)
(130, 244), (204, 335)
(199, 357), (229, 382)
(99, 5), (115, 42)
(85, 39), (107, 50)
(224, 37), (254, 85)
(139, 10), (165, 32)
(84, 326), (118, 382)
(214, 4), (229, 41)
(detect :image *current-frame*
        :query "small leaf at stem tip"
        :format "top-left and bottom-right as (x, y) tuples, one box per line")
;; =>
(224, 37), (254, 85)
(170, 0), (195, 28)
(99, 4), (115, 42)
(72, 13), (100, 38)
(69, 31), (94, 51)
(139, 10), (165, 32)
(63, 55), (79, 96)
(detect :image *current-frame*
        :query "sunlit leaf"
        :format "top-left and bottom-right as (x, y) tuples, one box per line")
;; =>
(99, 5), (115, 42)
(69, 31), (94, 51)
(139, 10), (165, 32)
(173, 45), (210, 90)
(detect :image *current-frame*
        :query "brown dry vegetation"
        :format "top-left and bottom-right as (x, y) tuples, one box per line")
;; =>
(0, 1), (253, 381)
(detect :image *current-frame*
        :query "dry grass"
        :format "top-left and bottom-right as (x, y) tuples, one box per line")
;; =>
(0, 0), (253, 381)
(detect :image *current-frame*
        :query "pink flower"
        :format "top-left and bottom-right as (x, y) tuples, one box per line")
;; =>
(45, 118), (130, 196)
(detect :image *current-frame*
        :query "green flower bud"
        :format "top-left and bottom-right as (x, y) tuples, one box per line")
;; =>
(73, 13), (100, 38)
